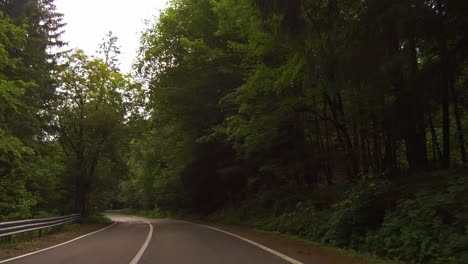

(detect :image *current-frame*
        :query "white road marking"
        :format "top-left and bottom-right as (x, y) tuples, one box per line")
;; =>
(0, 222), (117, 263)
(180, 221), (304, 264)
(129, 221), (153, 264)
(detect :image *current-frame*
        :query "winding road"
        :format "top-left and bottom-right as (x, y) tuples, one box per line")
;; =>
(1, 214), (303, 264)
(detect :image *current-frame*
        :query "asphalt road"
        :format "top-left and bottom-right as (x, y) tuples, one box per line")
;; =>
(3, 214), (299, 264)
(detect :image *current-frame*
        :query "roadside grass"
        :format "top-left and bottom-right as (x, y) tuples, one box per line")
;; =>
(250, 228), (401, 264)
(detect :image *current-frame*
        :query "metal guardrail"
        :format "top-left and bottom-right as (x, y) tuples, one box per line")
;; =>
(0, 214), (80, 238)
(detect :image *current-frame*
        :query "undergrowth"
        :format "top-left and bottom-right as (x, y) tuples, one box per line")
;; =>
(207, 168), (468, 264)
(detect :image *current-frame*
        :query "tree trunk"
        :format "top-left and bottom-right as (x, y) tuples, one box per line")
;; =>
(403, 32), (428, 171)
(324, 92), (358, 180)
(372, 117), (382, 173)
(437, 0), (451, 169)
(441, 66), (451, 169)
(451, 86), (466, 163)
(74, 161), (87, 216)
(428, 111), (442, 166)
(360, 128), (369, 176)
(323, 101), (333, 185)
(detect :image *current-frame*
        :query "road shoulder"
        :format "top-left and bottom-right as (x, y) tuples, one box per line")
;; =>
(203, 223), (370, 264)
(0, 223), (110, 261)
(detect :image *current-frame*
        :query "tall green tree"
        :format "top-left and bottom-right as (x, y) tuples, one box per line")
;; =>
(131, 0), (244, 212)
(0, 0), (69, 219)
(1, 0), (66, 141)
(54, 50), (129, 215)
(0, 10), (37, 220)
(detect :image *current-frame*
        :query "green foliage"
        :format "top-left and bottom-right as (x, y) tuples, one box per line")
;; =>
(0, 129), (33, 160)
(19, 143), (68, 215)
(207, 170), (468, 264)
(0, 7), (37, 221)
(0, 1), (139, 220)
(125, 0), (244, 213)
(320, 179), (391, 247)
(364, 175), (468, 263)
(0, 175), (36, 221)
(257, 201), (328, 239)
(53, 49), (136, 215)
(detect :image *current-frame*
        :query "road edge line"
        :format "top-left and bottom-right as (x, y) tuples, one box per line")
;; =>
(0, 222), (117, 263)
(180, 221), (303, 264)
(129, 221), (153, 264)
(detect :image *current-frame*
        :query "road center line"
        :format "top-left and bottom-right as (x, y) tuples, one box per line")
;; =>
(0, 222), (117, 264)
(180, 221), (303, 264)
(129, 221), (153, 264)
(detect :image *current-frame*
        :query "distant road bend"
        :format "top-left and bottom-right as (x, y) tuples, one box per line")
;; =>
(1, 214), (303, 264)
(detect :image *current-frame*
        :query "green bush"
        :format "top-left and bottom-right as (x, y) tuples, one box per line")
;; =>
(208, 206), (246, 225)
(207, 170), (468, 263)
(262, 201), (328, 239)
(0, 176), (36, 221)
(364, 176), (468, 263)
(320, 179), (391, 247)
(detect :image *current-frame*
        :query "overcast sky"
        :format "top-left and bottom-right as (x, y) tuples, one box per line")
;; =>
(55, 0), (169, 74)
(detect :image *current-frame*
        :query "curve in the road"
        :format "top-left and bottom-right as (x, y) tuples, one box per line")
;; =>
(138, 219), (302, 264)
(195, 223), (303, 264)
(129, 220), (152, 264)
(1, 215), (305, 264)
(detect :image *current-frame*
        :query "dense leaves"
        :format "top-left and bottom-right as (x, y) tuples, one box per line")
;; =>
(208, 170), (468, 263)
(0, 6), (40, 220)
(0, 1), (137, 218)
(127, 0), (467, 207)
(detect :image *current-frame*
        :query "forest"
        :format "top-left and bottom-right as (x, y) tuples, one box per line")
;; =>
(0, 0), (467, 263)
